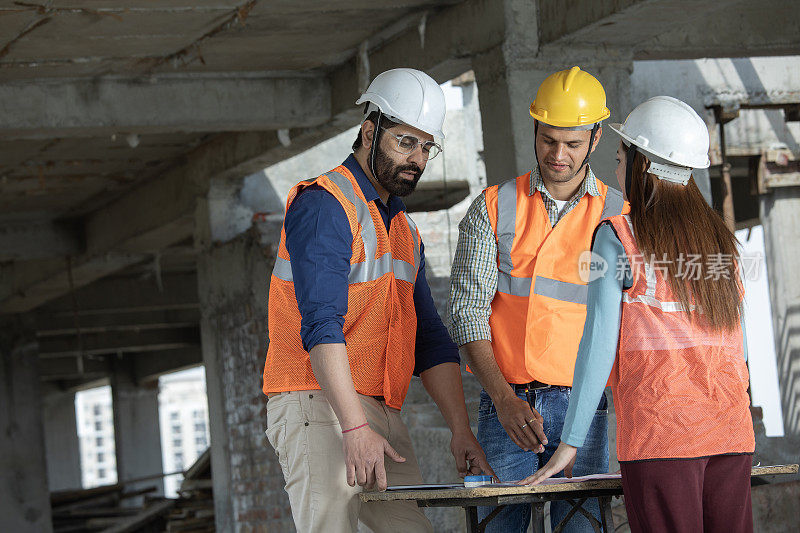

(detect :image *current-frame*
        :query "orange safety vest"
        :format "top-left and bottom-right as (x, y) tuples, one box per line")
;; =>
(262, 165), (421, 409)
(484, 172), (626, 385)
(605, 214), (754, 462)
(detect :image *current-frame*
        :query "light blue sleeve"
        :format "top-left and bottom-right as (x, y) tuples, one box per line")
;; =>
(561, 224), (629, 448)
(741, 312), (748, 362)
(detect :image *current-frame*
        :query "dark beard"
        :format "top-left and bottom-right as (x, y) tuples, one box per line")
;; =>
(373, 144), (422, 197)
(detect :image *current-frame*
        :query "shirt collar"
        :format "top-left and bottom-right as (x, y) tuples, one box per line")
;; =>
(529, 165), (601, 201)
(342, 154), (407, 214)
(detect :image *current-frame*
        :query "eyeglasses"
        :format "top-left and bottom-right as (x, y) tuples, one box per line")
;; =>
(380, 126), (442, 160)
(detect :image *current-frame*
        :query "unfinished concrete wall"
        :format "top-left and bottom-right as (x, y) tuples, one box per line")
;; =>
(43, 391), (82, 491)
(110, 357), (164, 503)
(761, 187), (800, 439)
(0, 317), (53, 533)
(630, 57), (800, 159)
(196, 198), (291, 532)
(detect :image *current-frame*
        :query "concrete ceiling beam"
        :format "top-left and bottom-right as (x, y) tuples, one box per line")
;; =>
(328, 0), (507, 118)
(0, 220), (83, 261)
(133, 348), (203, 384)
(38, 356), (107, 382)
(0, 253), (147, 314)
(37, 307), (200, 334)
(37, 324), (200, 358)
(538, 0), (800, 60)
(40, 272), (198, 314)
(0, 0), (511, 312)
(37, 348), (202, 386)
(0, 76), (331, 140)
(537, 0), (645, 45)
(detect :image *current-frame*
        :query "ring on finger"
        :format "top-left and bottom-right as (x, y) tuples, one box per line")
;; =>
(520, 422), (528, 429)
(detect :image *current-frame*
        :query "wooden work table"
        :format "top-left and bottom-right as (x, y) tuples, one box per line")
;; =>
(361, 464), (798, 533)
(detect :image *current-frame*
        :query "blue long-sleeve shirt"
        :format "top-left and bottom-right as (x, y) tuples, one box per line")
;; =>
(561, 224), (749, 447)
(283, 154), (460, 376)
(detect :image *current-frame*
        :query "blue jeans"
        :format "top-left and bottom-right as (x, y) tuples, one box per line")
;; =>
(477, 386), (609, 533)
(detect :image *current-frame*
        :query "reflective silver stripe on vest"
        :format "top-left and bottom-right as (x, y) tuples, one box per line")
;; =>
(497, 272), (532, 297)
(622, 293), (692, 313)
(272, 256), (294, 281)
(600, 186), (624, 220)
(620, 215), (692, 312)
(533, 276), (588, 305)
(272, 170), (419, 284)
(496, 179), (517, 275)
(405, 213), (421, 279)
(623, 215), (656, 297)
(392, 255), (418, 283)
(324, 171), (380, 275)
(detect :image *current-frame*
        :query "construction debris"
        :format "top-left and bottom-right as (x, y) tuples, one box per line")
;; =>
(166, 449), (215, 532)
(50, 483), (173, 532)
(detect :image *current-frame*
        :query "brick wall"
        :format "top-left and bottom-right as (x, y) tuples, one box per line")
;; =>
(198, 228), (294, 533)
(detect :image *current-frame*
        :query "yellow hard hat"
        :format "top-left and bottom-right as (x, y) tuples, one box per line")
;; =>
(529, 66), (610, 128)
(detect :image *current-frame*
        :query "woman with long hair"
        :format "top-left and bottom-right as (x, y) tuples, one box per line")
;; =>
(520, 96), (755, 532)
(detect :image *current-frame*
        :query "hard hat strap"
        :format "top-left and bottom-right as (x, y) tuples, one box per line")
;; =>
(577, 123), (599, 175)
(625, 143), (637, 199)
(369, 111), (383, 181)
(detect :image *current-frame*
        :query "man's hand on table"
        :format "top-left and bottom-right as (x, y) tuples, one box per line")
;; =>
(450, 429), (496, 479)
(343, 425), (405, 492)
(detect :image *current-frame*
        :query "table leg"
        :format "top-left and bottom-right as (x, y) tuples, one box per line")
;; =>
(598, 496), (614, 532)
(465, 506), (480, 533)
(531, 502), (546, 533)
(553, 498), (603, 533)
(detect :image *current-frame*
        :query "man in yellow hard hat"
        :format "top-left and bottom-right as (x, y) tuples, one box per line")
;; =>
(449, 66), (625, 532)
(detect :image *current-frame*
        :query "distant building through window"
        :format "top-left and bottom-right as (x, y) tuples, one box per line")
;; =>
(159, 366), (211, 496)
(75, 385), (118, 489)
(74, 367), (211, 495)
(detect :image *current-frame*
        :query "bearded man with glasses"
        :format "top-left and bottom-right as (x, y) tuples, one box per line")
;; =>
(263, 68), (493, 533)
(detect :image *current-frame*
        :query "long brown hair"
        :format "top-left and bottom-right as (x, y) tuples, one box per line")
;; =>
(624, 144), (741, 330)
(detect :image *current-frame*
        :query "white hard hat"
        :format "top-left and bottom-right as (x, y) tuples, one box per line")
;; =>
(356, 68), (446, 139)
(609, 96), (710, 185)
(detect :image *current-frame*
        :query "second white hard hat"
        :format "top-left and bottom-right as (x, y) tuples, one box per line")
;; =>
(356, 68), (446, 139)
(609, 96), (710, 185)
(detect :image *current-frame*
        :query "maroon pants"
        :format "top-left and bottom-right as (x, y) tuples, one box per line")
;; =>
(620, 454), (753, 533)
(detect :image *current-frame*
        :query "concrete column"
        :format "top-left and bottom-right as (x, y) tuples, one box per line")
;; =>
(470, 0), (540, 185)
(195, 196), (291, 532)
(0, 316), (53, 533)
(471, 1), (634, 188)
(110, 357), (164, 501)
(761, 186), (800, 437)
(43, 391), (82, 491)
(473, 47), (545, 184)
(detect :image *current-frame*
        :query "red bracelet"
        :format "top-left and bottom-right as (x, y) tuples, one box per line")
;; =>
(342, 422), (369, 434)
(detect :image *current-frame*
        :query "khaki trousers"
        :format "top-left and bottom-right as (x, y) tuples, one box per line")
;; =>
(266, 391), (433, 533)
